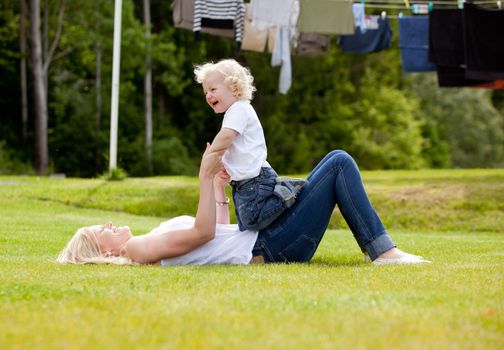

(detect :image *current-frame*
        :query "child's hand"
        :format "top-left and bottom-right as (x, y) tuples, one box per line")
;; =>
(214, 166), (230, 187)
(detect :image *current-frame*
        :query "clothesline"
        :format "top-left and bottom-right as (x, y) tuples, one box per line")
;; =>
(352, 0), (502, 14)
(173, 0), (504, 92)
(350, 0), (499, 4)
(348, 0), (502, 9)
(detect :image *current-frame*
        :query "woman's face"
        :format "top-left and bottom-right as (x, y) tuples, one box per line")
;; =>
(94, 221), (132, 256)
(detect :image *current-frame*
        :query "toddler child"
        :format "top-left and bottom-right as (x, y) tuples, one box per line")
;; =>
(194, 59), (305, 231)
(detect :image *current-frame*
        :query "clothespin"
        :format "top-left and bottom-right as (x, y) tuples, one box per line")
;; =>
(360, 0), (365, 4)
(398, 12), (404, 18)
(498, 1), (502, 9)
(458, 0), (465, 9)
(428, 2), (434, 12)
(412, 4), (429, 14)
(403, 0), (410, 9)
(381, 11), (387, 19)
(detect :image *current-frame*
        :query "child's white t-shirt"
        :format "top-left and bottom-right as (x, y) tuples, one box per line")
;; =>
(221, 100), (269, 181)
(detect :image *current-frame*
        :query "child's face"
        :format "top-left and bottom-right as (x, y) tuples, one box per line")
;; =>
(202, 71), (238, 114)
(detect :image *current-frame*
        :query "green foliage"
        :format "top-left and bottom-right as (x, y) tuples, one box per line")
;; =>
(0, 141), (33, 175)
(348, 70), (425, 169)
(120, 136), (198, 176)
(102, 167), (128, 181)
(406, 74), (504, 168)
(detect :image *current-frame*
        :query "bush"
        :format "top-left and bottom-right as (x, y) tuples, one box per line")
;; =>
(0, 141), (34, 175)
(120, 136), (198, 176)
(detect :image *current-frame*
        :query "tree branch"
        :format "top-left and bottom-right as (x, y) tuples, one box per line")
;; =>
(43, 0), (66, 73)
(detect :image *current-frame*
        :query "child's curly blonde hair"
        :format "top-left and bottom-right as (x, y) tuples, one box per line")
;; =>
(194, 59), (256, 101)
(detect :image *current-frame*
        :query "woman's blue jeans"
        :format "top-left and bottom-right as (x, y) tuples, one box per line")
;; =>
(253, 150), (395, 262)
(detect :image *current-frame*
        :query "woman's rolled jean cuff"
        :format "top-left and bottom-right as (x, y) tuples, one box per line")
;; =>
(365, 233), (396, 261)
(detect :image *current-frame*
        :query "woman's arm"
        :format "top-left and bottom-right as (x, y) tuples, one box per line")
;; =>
(126, 144), (223, 264)
(214, 167), (231, 225)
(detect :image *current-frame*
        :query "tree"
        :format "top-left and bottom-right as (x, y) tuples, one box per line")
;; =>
(19, 0), (28, 142)
(408, 73), (504, 168)
(29, 0), (48, 174)
(28, 0), (66, 174)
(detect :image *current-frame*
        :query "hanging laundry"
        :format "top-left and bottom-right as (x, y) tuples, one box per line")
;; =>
(249, 0), (299, 94)
(250, 0), (299, 31)
(272, 27), (296, 94)
(193, 0), (245, 45)
(241, 2), (277, 53)
(471, 80), (504, 90)
(294, 33), (330, 56)
(297, 0), (355, 35)
(429, 9), (490, 87)
(241, 3), (268, 52)
(352, 3), (367, 33)
(435, 66), (491, 87)
(171, 0), (234, 38)
(463, 3), (504, 80)
(339, 16), (392, 54)
(398, 16), (436, 72)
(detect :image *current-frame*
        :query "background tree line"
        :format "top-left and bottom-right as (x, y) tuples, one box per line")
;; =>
(1, 0), (503, 177)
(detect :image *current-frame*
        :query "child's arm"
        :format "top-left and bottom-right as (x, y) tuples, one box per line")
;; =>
(208, 127), (239, 153)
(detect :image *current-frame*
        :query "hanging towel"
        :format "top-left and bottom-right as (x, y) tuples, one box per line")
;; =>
(398, 16), (436, 72)
(429, 9), (490, 87)
(352, 3), (367, 33)
(193, 0), (245, 43)
(297, 0), (355, 35)
(463, 3), (504, 80)
(339, 16), (392, 54)
(250, 0), (299, 31)
(428, 9), (465, 67)
(294, 33), (330, 56)
(171, 0), (234, 38)
(242, 3), (268, 52)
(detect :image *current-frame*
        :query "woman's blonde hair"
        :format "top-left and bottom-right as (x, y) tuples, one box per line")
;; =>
(57, 226), (134, 265)
(194, 59), (256, 101)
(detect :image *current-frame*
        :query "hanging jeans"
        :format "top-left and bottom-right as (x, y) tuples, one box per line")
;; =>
(253, 150), (395, 262)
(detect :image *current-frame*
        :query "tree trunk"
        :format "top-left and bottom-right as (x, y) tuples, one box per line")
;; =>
(30, 0), (49, 174)
(95, 40), (102, 131)
(95, 11), (102, 131)
(43, 0), (48, 92)
(143, 0), (153, 174)
(20, 0), (29, 142)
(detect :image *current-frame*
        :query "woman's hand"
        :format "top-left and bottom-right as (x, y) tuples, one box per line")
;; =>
(199, 143), (224, 179)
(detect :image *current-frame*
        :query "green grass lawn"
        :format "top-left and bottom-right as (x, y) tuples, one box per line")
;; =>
(0, 170), (503, 349)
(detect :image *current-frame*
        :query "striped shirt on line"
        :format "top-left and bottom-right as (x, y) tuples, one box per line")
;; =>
(194, 0), (245, 42)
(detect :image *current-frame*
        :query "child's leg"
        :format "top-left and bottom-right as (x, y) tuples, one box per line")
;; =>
(232, 168), (306, 231)
(274, 177), (307, 207)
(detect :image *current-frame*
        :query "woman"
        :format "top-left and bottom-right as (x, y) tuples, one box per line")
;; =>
(57, 146), (430, 266)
